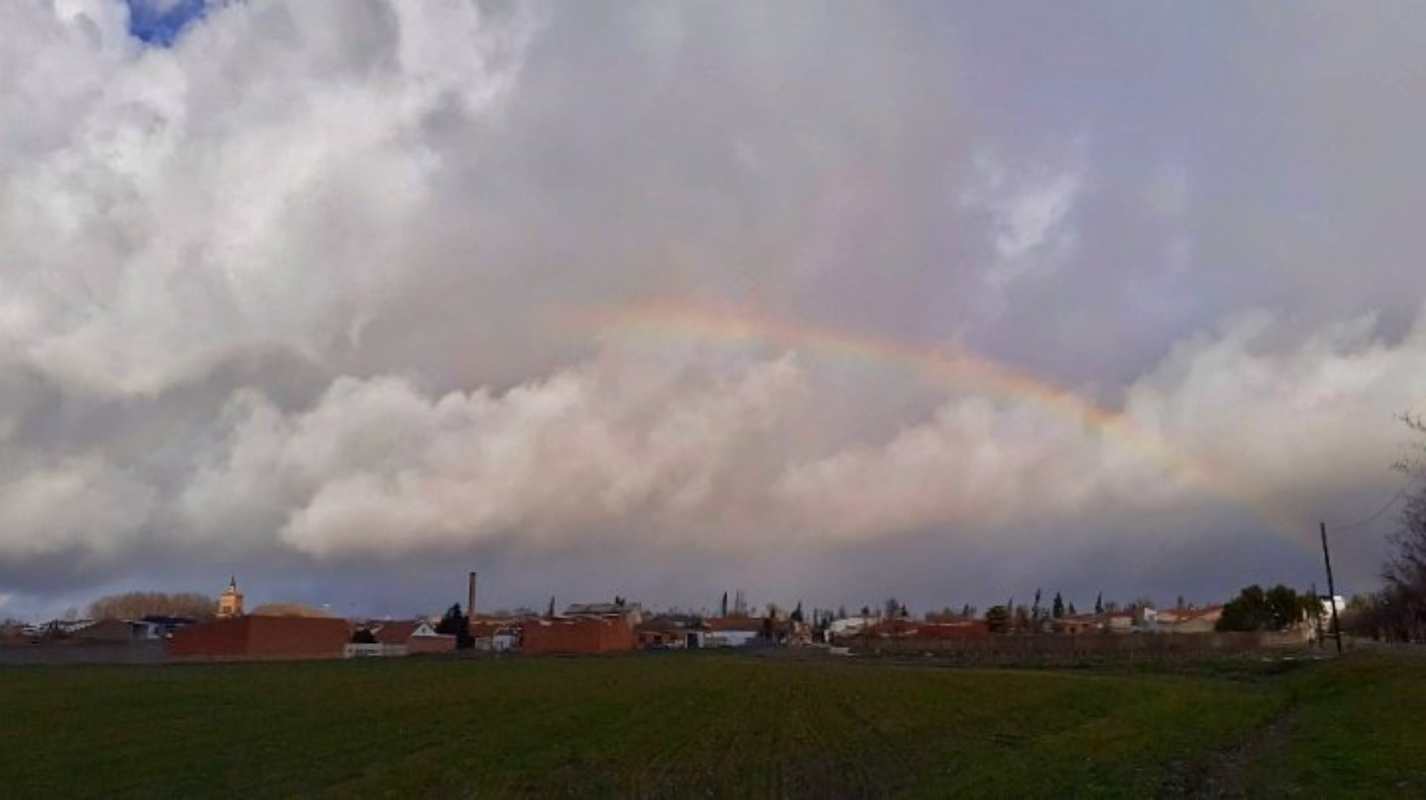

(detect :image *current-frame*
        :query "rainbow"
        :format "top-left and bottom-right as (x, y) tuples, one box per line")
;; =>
(581, 297), (1308, 542)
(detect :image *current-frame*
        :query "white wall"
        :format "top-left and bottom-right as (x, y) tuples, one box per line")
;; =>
(708, 630), (760, 647)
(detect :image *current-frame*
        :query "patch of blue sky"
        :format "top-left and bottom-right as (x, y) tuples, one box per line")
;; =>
(125, 0), (208, 46)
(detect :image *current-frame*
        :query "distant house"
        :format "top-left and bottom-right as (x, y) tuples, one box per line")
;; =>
(52, 616), (198, 643)
(1136, 607), (1159, 629)
(14, 618), (101, 641)
(136, 616), (196, 639)
(635, 626), (684, 649)
(1296, 596), (1347, 643)
(1053, 615), (1103, 635)
(347, 620), (456, 657)
(564, 601), (643, 626)
(469, 619), (519, 652)
(827, 617), (877, 638)
(377, 620), (456, 655)
(635, 617), (707, 649)
(47, 619), (96, 636)
(1321, 596), (1345, 618)
(1157, 605), (1223, 634)
(521, 616), (635, 655)
(72, 619), (141, 643)
(703, 617), (764, 647)
(169, 615), (351, 661)
(344, 642), (388, 658)
(866, 619), (990, 641)
(1104, 612), (1136, 633)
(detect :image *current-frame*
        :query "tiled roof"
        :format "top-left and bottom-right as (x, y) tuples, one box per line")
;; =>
(705, 616), (765, 632)
(372, 621), (420, 644)
(469, 621), (518, 638)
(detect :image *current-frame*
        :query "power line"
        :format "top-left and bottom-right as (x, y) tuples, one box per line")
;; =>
(1332, 487), (1410, 532)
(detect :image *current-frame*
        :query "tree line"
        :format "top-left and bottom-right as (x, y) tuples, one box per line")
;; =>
(87, 591), (217, 621)
(1214, 584), (1319, 632)
(1340, 415), (1426, 641)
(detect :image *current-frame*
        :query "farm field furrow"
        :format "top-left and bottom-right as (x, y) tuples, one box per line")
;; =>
(0, 651), (1421, 798)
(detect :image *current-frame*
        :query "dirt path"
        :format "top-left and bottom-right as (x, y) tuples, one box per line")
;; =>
(1158, 704), (1300, 799)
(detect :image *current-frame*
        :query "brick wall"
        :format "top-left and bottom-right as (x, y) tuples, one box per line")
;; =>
(168, 617), (248, 659)
(522, 617), (635, 654)
(168, 616), (351, 661)
(406, 634), (457, 654)
(245, 616), (350, 659)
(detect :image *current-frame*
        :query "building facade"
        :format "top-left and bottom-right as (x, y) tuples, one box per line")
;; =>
(169, 615), (350, 661)
(521, 617), (635, 654)
(217, 577), (244, 618)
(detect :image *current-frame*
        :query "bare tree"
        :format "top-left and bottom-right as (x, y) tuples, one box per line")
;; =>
(88, 592), (217, 620)
(1380, 417), (1426, 639)
(1356, 414), (1426, 641)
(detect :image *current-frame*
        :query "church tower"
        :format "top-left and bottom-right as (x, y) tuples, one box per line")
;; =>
(218, 576), (244, 618)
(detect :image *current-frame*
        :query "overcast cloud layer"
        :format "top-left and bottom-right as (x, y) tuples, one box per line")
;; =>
(3, 1), (1426, 618)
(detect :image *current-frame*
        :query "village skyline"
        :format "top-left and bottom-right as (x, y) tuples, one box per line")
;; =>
(0, 569), (1307, 631)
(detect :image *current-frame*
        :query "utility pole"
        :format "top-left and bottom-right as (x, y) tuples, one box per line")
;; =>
(1319, 521), (1343, 655)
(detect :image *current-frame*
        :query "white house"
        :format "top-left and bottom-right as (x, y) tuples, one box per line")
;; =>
(345, 642), (397, 658)
(1321, 596), (1346, 619)
(1105, 613), (1136, 633)
(1306, 596), (1348, 642)
(472, 632), (517, 652)
(704, 617), (765, 647)
(827, 617), (876, 637)
(706, 630), (760, 647)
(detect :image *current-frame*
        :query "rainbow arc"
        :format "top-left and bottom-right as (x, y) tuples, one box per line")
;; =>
(583, 298), (1308, 543)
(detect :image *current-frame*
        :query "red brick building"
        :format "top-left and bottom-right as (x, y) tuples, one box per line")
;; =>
(168, 616), (351, 661)
(520, 617), (635, 655)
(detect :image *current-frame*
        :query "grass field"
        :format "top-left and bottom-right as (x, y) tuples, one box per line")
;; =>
(1, 650), (1422, 798)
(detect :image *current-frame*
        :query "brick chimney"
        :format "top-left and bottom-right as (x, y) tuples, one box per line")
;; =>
(467, 572), (478, 618)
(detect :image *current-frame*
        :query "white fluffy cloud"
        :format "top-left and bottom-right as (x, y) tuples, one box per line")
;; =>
(156, 306), (1426, 565)
(181, 350), (808, 557)
(0, 458), (156, 561)
(962, 150), (1085, 292)
(1, 0), (539, 395)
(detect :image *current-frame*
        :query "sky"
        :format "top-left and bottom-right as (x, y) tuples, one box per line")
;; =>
(3, 1), (1426, 620)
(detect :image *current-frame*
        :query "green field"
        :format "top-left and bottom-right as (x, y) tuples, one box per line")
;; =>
(1, 651), (1422, 798)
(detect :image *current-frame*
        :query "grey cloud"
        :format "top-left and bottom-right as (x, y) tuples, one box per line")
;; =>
(2, 1), (1425, 614)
